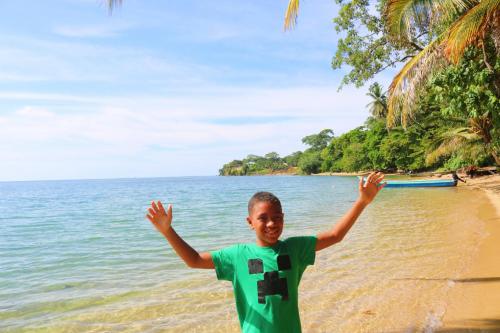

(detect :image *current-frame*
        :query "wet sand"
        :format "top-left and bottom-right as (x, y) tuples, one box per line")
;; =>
(314, 172), (500, 332)
(438, 175), (500, 332)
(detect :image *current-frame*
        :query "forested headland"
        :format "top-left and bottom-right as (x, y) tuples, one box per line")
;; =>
(219, 0), (499, 176)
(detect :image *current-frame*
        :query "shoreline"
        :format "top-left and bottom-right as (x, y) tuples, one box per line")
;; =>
(438, 174), (500, 332)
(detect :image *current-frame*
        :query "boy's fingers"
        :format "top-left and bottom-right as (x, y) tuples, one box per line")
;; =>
(358, 177), (363, 191)
(365, 172), (375, 187)
(146, 214), (155, 223)
(158, 201), (167, 214)
(152, 201), (160, 213)
(148, 208), (156, 216)
(378, 182), (387, 191)
(167, 204), (172, 217)
(374, 174), (385, 184)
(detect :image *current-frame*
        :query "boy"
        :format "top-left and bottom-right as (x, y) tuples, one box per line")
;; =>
(146, 172), (385, 332)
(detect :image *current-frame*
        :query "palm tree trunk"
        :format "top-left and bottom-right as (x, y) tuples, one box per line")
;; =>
(491, 11), (500, 55)
(492, 151), (500, 166)
(470, 116), (500, 165)
(490, 13), (500, 97)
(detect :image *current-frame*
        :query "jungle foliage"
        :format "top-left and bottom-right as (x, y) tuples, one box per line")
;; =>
(220, 49), (498, 175)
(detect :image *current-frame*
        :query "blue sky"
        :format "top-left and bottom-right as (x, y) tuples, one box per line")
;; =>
(0, 0), (394, 181)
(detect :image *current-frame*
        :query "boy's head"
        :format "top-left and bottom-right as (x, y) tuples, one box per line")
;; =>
(247, 192), (284, 247)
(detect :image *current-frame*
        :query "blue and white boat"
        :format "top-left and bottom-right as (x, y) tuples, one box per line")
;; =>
(381, 179), (457, 188)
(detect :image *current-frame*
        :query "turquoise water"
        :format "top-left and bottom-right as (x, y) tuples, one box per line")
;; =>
(0, 176), (488, 332)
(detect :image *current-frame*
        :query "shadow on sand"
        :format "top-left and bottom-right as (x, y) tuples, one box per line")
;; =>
(384, 319), (500, 333)
(393, 276), (500, 283)
(434, 318), (500, 332)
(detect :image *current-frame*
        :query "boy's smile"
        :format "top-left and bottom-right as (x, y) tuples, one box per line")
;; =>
(247, 201), (284, 247)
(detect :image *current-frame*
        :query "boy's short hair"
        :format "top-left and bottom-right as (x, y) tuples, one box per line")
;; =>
(248, 192), (282, 214)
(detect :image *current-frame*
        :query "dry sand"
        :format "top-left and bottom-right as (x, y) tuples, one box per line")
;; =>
(437, 174), (500, 332)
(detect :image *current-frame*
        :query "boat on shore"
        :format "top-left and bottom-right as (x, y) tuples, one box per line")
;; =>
(359, 177), (458, 188)
(383, 179), (457, 188)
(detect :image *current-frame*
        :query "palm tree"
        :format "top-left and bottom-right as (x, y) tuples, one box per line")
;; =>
(366, 83), (388, 119)
(384, 0), (500, 126)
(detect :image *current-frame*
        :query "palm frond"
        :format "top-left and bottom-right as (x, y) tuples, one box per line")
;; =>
(425, 127), (482, 164)
(387, 37), (447, 127)
(444, 0), (500, 63)
(384, 0), (472, 42)
(107, 0), (122, 13)
(284, 0), (300, 31)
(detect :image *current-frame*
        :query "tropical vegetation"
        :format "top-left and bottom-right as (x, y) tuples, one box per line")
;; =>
(283, 0), (499, 165)
(220, 52), (498, 175)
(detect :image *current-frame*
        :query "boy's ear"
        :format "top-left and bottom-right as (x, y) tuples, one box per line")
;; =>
(246, 216), (254, 229)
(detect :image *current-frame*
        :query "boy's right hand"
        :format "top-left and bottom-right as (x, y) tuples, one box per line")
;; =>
(146, 201), (173, 236)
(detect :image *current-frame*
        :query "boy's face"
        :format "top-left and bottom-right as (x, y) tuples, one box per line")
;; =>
(247, 201), (284, 247)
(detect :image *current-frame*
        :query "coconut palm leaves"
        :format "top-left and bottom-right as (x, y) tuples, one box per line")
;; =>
(425, 126), (483, 165)
(387, 37), (447, 127)
(384, 0), (472, 42)
(284, 0), (300, 30)
(385, 0), (500, 127)
(445, 0), (500, 63)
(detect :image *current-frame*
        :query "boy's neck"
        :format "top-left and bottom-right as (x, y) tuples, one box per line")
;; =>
(255, 239), (280, 247)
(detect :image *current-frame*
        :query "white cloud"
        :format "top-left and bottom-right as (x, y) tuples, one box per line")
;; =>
(1, 85), (369, 164)
(0, 36), (213, 84)
(16, 106), (55, 118)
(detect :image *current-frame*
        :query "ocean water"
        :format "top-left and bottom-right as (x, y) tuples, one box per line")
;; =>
(0, 176), (489, 332)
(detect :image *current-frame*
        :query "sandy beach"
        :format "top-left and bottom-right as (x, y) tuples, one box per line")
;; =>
(314, 171), (500, 331)
(438, 174), (500, 332)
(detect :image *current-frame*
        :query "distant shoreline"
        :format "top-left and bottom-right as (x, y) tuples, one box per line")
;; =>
(235, 167), (497, 179)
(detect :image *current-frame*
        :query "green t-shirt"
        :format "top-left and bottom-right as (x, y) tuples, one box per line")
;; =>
(211, 236), (317, 333)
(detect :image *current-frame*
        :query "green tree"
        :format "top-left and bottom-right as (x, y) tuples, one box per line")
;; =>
(219, 160), (247, 176)
(321, 127), (368, 172)
(284, 151), (303, 167)
(363, 118), (389, 169)
(366, 83), (388, 119)
(284, 0), (423, 88)
(425, 48), (500, 164)
(263, 152), (286, 171)
(298, 151), (322, 174)
(385, 0), (500, 127)
(301, 129), (334, 151)
(298, 129), (334, 173)
(379, 129), (414, 171)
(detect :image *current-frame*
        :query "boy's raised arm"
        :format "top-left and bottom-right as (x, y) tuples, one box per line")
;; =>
(316, 172), (385, 251)
(147, 201), (214, 269)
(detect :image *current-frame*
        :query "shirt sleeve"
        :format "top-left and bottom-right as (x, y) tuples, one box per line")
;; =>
(210, 244), (239, 281)
(286, 236), (317, 267)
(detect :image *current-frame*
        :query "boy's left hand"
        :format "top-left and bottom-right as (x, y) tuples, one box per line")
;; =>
(358, 172), (385, 205)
